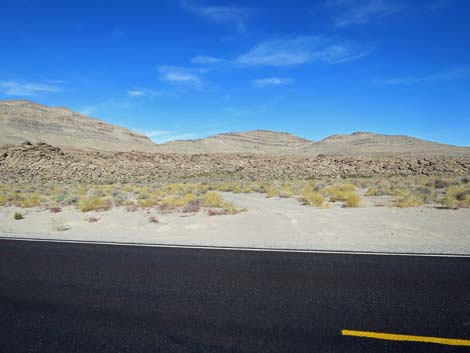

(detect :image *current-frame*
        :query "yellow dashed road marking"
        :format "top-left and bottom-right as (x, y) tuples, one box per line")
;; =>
(341, 329), (470, 346)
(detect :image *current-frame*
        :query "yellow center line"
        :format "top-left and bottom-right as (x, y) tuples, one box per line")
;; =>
(341, 329), (470, 346)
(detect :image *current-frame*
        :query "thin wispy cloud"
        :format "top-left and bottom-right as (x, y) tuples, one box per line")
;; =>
(79, 98), (134, 116)
(158, 66), (205, 88)
(136, 129), (197, 143)
(126, 88), (162, 97)
(180, 1), (251, 32)
(377, 69), (470, 85)
(325, 0), (405, 27)
(190, 55), (223, 65)
(236, 36), (371, 67)
(252, 77), (294, 88)
(0, 80), (62, 96)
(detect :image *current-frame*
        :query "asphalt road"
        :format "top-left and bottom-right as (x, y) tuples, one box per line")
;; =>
(0, 239), (469, 353)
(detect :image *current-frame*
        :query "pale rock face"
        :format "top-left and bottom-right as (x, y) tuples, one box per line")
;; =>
(156, 130), (315, 155)
(0, 100), (155, 152)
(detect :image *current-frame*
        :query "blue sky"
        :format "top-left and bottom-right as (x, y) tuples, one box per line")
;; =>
(1, 0), (469, 145)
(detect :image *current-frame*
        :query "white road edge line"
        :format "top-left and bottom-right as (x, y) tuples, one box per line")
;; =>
(1, 236), (469, 258)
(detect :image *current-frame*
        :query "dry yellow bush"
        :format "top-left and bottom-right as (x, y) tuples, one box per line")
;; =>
(344, 192), (361, 207)
(299, 188), (325, 207)
(202, 191), (224, 208)
(78, 196), (104, 212)
(21, 193), (41, 208)
(324, 183), (357, 202)
(394, 193), (424, 208)
(0, 194), (6, 206)
(442, 195), (458, 209)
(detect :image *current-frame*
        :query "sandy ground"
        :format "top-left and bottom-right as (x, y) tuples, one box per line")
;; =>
(1, 192), (469, 254)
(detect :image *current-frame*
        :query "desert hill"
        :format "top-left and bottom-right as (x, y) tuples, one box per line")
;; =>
(302, 132), (470, 157)
(1, 100), (469, 157)
(156, 130), (314, 154)
(0, 100), (155, 152)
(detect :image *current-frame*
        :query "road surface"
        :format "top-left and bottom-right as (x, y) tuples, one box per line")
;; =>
(0, 238), (469, 352)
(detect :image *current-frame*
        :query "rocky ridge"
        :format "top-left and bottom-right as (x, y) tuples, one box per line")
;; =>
(1, 142), (469, 184)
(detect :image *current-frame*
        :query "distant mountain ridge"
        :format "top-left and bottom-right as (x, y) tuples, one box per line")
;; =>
(155, 130), (314, 154)
(1, 100), (469, 157)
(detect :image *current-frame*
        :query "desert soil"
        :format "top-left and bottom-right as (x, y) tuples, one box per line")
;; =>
(1, 193), (469, 254)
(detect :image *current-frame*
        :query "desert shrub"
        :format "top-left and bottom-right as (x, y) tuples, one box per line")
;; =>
(250, 183), (266, 193)
(63, 194), (79, 206)
(158, 202), (175, 212)
(148, 216), (159, 223)
(365, 186), (379, 196)
(53, 193), (66, 204)
(232, 184), (244, 193)
(101, 197), (114, 211)
(324, 183), (356, 202)
(299, 188), (325, 207)
(126, 205), (138, 212)
(414, 186), (436, 204)
(182, 200), (201, 213)
(221, 201), (238, 214)
(160, 193), (198, 209)
(456, 189), (470, 202)
(207, 209), (229, 216)
(207, 202), (239, 215)
(395, 192), (424, 208)
(78, 196), (104, 212)
(216, 183), (234, 192)
(0, 194), (6, 206)
(444, 185), (470, 208)
(87, 188), (106, 198)
(434, 179), (450, 189)
(202, 191), (224, 208)
(21, 193), (41, 208)
(50, 218), (70, 232)
(344, 192), (361, 207)
(113, 191), (131, 206)
(164, 183), (191, 196)
(122, 184), (135, 193)
(14, 212), (24, 220)
(265, 185), (282, 198)
(442, 195), (459, 209)
(181, 193), (198, 205)
(99, 185), (114, 195)
(277, 184), (295, 198)
(137, 198), (158, 208)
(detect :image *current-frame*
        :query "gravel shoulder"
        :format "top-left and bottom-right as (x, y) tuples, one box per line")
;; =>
(1, 192), (469, 254)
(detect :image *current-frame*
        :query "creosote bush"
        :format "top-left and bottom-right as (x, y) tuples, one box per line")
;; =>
(14, 212), (24, 220)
